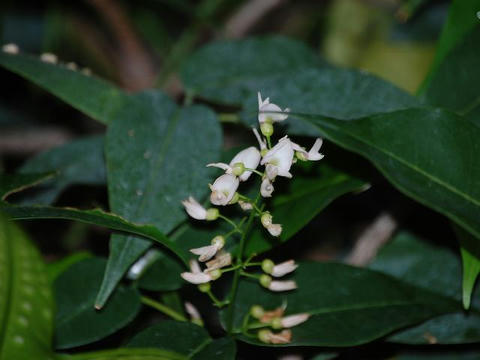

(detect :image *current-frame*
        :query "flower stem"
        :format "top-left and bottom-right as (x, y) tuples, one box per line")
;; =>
(218, 214), (241, 231)
(207, 290), (229, 308)
(266, 135), (272, 149)
(239, 270), (260, 280)
(244, 167), (264, 177)
(141, 295), (187, 322)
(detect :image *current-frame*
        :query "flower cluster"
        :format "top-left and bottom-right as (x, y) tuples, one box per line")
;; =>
(180, 93), (324, 342)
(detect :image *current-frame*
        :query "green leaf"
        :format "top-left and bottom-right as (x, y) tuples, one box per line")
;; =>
(0, 213), (54, 360)
(137, 251), (184, 292)
(419, 0), (480, 95)
(369, 232), (480, 344)
(422, 25), (480, 120)
(127, 321), (212, 358)
(229, 262), (455, 347)
(245, 163), (366, 255)
(97, 91), (221, 309)
(300, 108), (480, 241)
(54, 257), (141, 349)
(0, 52), (126, 125)
(0, 172), (55, 201)
(46, 252), (92, 283)
(239, 67), (421, 135)
(181, 36), (323, 106)
(395, 351), (480, 360)
(0, 205), (188, 264)
(69, 348), (186, 360)
(18, 135), (106, 205)
(192, 337), (236, 360)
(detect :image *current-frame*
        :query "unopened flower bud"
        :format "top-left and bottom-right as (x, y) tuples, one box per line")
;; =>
(261, 212), (273, 227)
(258, 329), (271, 343)
(271, 317), (283, 330)
(250, 305), (265, 319)
(261, 259), (275, 274)
(232, 162), (245, 176)
(260, 122), (274, 137)
(206, 208), (219, 220)
(209, 269), (222, 280)
(259, 274), (272, 288)
(211, 235), (225, 249)
(198, 283), (211, 293)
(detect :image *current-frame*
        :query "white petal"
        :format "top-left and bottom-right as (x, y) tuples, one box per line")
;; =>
(2, 43), (19, 54)
(272, 260), (297, 277)
(209, 174), (239, 205)
(229, 147), (261, 181)
(181, 271), (211, 284)
(238, 200), (253, 211)
(189, 259), (202, 273)
(261, 178), (274, 198)
(307, 138), (324, 161)
(259, 103), (289, 123)
(252, 128), (267, 150)
(182, 196), (207, 220)
(206, 252), (232, 271)
(267, 223), (282, 237)
(261, 137), (294, 178)
(265, 164), (278, 180)
(207, 162), (232, 172)
(269, 280), (297, 291)
(190, 244), (220, 262)
(281, 313), (310, 328)
(185, 302), (202, 321)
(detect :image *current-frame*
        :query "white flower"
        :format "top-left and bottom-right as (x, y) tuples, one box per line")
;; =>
(182, 196), (207, 220)
(258, 92), (290, 124)
(40, 53), (58, 64)
(265, 164), (278, 181)
(238, 200), (253, 211)
(206, 252), (232, 271)
(306, 138), (324, 161)
(2, 43), (19, 54)
(252, 128), (267, 151)
(209, 174), (239, 205)
(267, 223), (282, 237)
(208, 147), (260, 181)
(261, 136), (295, 179)
(260, 178), (274, 198)
(190, 235), (225, 262)
(269, 280), (297, 291)
(185, 302), (203, 325)
(281, 313), (310, 328)
(271, 260), (297, 277)
(258, 329), (292, 344)
(181, 260), (212, 284)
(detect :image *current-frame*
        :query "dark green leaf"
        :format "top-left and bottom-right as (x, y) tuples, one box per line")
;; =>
(181, 36), (323, 106)
(97, 91), (221, 308)
(0, 213), (54, 359)
(54, 257), (141, 349)
(0, 52), (126, 125)
(193, 337), (236, 360)
(300, 108), (480, 240)
(245, 163), (366, 255)
(0, 172), (54, 201)
(137, 251), (184, 292)
(370, 232), (480, 344)
(46, 252), (92, 283)
(396, 350), (480, 360)
(18, 135), (106, 205)
(0, 205), (188, 264)
(229, 262), (455, 347)
(69, 348), (186, 360)
(127, 321), (211, 357)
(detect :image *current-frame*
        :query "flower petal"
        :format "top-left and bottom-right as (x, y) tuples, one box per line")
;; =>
(272, 260), (297, 277)
(269, 280), (297, 291)
(181, 271), (211, 284)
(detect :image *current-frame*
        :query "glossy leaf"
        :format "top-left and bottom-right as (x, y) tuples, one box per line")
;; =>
(245, 163), (366, 255)
(300, 108), (480, 240)
(0, 214), (54, 360)
(0, 52), (126, 125)
(46, 252), (92, 283)
(229, 262), (455, 347)
(0, 172), (54, 201)
(54, 257), (141, 349)
(0, 204), (188, 263)
(18, 135), (106, 205)
(69, 348), (186, 360)
(127, 321), (211, 358)
(370, 232), (480, 344)
(240, 67), (421, 135)
(192, 337), (236, 360)
(181, 36), (323, 106)
(97, 91), (221, 308)
(137, 251), (184, 292)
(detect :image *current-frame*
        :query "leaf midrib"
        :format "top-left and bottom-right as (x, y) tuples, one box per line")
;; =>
(0, 220), (13, 355)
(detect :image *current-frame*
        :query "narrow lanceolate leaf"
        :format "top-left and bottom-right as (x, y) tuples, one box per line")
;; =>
(300, 108), (480, 240)
(0, 172), (55, 201)
(127, 321), (212, 358)
(0, 52), (127, 125)
(0, 214), (55, 360)
(228, 262), (456, 347)
(0, 204), (188, 263)
(18, 135), (106, 205)
(97, 91), (221, 308)
(54, 258), (141, 349)
(245, 163), (366, 255)
(181, 36), (323, 106)
(370, 232), (480, 344)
